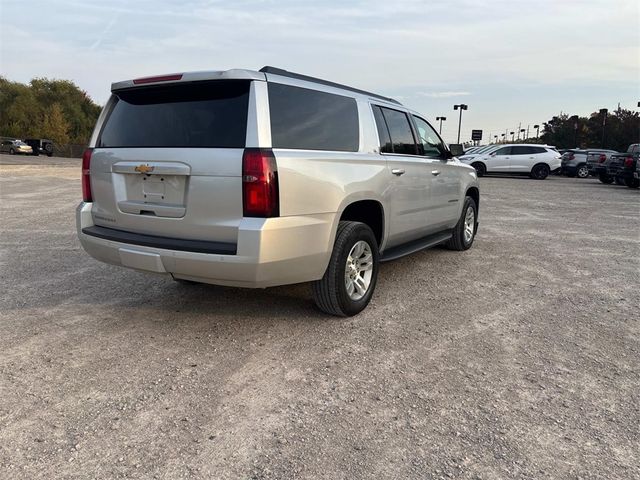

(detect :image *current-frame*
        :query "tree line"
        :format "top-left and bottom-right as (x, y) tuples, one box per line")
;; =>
(540, 108), (639, 152)
(0, 77), (102, 146)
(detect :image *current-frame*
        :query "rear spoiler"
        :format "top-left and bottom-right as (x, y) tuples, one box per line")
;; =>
(111, 69), (265, 92)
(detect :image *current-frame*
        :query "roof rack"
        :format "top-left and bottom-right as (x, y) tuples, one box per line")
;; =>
(259, 66), (402, 106)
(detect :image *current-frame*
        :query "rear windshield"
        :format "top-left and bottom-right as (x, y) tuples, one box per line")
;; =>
(98, 80), (250, 148)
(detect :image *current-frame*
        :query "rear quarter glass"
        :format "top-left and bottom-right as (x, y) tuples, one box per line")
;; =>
(98, 80), (250, 148)
(267, 83), (359, 152)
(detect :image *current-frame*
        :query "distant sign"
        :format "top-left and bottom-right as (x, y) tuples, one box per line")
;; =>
(471, 130), (483, 141)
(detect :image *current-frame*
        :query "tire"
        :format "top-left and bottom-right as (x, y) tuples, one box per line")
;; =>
(446, 196), (477, 251)
(9, 148), (14, 155)
(44, 143), (53, 153)
(624, 177), (640, 189)
(530, 164), (550, 180)
(599, 174), (614, 184)
(614, 176), (625, 186)
(576, 164), (589, 178)
(471, 162), (486, 177)
(312, 221), (379, 317)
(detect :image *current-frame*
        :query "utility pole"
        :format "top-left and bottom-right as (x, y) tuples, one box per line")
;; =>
(600, 108), (608, 148)
(453, 104), (468, 144)
(571, 115), (579, 147)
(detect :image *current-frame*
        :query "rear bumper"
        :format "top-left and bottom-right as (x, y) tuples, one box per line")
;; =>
(77, 202), (335, 288)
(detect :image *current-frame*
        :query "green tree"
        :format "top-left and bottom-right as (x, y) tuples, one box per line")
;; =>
(0, 76), (101, 145)
(541, 108), (639, 151)
(42, 103), (70, 145)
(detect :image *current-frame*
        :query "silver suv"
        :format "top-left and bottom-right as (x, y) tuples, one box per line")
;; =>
(77, 67), (479, 316)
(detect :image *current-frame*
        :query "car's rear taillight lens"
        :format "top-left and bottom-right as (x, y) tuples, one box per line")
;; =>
(624, 157), (634, 167)
(82, 148), (93, 202)
(568, 153), (575, 160)
(242, 148), (279, 217)
(598, 154), (606, 163)
(132, 74), (183, 85)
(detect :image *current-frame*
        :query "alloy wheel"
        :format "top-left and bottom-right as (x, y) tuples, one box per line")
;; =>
(463, 206), (475, 244)
(344, 240), (373, 301)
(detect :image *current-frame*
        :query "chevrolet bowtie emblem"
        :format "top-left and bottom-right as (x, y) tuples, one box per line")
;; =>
(134, 164), (154, 174)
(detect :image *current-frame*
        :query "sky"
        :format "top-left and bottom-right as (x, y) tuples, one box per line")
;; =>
(1, 0), (639, 144)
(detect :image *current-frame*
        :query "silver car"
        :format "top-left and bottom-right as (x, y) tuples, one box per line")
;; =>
(77, 67), (479, 316)
(0, 139), (33, 155)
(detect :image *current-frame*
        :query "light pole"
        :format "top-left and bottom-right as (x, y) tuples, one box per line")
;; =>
(493, 135), (498, 143)
(453, 104), (468, 144)
(435, 116), (447, 135)
(570, 115), (579, 147)
(534, 124), (540, 138)
(599, 108), (608, 148)
(510, 131), (515, 141)
(501, 133), (506, 143)
(520, 129), (525, 141)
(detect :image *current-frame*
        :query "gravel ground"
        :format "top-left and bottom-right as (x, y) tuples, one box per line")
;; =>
(1, 155), (639, 479)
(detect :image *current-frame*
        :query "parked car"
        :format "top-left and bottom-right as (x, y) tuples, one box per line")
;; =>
(586, 150), (620, 182)
(76, 66), (480, 316)
(562, 149), (617, 178)
(459, 144), (560, 179)
(457, 144), (501, 163)
(0, 139), (33, 155)
(23, 138), (54, 157)
(607, 144), (640, 189)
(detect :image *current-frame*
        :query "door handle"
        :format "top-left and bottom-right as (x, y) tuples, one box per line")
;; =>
(391, 168), (405, 176)
(431, 170), (441, 176)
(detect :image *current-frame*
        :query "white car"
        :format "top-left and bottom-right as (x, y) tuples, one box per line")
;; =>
(459, 144), (561, 180)
(457, 144), (501, 163)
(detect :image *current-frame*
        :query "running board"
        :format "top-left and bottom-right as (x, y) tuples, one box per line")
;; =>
(380, 230), (453, 262)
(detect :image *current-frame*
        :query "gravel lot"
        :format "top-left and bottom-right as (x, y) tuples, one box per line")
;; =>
(1, 154), (639, 479)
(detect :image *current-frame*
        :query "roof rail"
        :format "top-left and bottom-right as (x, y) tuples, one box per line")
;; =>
(259, 66), (402, 106)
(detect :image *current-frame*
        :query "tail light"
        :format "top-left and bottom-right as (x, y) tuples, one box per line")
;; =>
(624, 157), (634, 168)
(82, 148), (93, 202)
(568, 153), (575, 160)
(598, 154), (606, 163)
(242, 148), (279, 217)
(133, 73), (183, 85)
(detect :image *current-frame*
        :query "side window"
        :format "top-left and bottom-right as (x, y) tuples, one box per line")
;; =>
(532, 147), (547, 154)
(268, 83), (359, 152)
(372, 106), (393, 153)
(493, 147), (511, 156)
(378, 107), (417, 155)
(412, 115), (445, 157)
(511, 146), (533, 155)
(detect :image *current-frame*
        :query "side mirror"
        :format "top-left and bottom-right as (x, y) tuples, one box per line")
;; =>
(449, 144), (464, 157)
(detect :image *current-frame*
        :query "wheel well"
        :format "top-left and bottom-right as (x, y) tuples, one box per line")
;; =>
(532, 162), (550, 171)
(466, 187), (479, 214)
(340, 200), (384, 247)
(471, 160), (485, 167)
